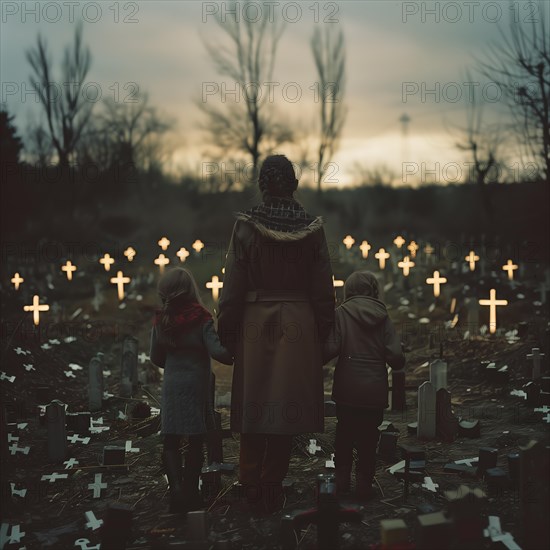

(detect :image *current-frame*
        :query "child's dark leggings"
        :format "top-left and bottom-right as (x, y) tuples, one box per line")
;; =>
(335, 404), (383, 483)
(163, 434), (204, 469)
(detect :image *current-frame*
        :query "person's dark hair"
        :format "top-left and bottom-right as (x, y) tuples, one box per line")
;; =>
(258, 154), (298, 202)
(156, 267), (203, 347)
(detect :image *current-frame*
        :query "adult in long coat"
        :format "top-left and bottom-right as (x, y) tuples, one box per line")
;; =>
(218, 154), (334, 513)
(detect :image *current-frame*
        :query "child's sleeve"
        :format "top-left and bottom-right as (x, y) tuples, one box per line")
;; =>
(203, 319), (234, 365)
(384, 317), (405, 371)
(322, 315), (341, 363)
(149, 325), (167, 369)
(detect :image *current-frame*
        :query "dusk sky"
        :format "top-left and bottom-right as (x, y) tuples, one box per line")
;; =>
(1, 1), (539, 186)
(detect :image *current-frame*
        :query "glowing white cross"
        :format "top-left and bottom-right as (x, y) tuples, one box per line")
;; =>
(61, 260), (77, 281)
(407, 241), (419, 258)
(398, 256), (415, 277)
(11, 273), (24, 290)
(206, 275), (223, 301)
(465, 250), (479, 271)
(99, 254), (115, 272)
(124, 247), (136, 262)
(177, 247), (190, 262)
(426, 271), (447, 297)
(393, 235), (405, 248)
(502, 259), (518, 281)
(110, 271), (130, 301)
(375, 248), (390, 270)
(154, 254), (170, 273)
(479, 288), (508, 334)
(192, 240), (205, 253)
(158, 237), (170, 251)
(23, 295), (49, 326)
(359, 240), (372, 258)
(342, 235), (355, 250)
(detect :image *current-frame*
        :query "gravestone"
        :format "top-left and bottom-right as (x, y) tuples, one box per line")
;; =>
(88, 355), (103, 412)
(102, 446), (125, 467)
(477, 447), (498, 475)
(417, 381), (436, 440)
(100, 503), (132, 549)
(484, 467), (508, 496)
(519, 440), (550, 550)
(528, 348), (544, 379)
(120, 336), (138, 396)
(416, 511), (453, 550)
(466, 297), (479, 335)
(507, 452), (519, 487)
(46, 400), (67, 463)
(523, 381), (540, 406)
(435, 389), (458, 442)
(380, 519), (408, 546)
(429, 359), (447, 391)
(445, 485), (486, 545)
(66, 412), (91, 434)
(186, 510), (209, 549)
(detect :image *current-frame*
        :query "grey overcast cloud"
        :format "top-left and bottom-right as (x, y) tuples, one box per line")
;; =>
(1, 1), (541, 185)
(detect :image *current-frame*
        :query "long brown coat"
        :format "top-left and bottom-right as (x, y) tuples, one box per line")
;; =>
(218, 207), (334, 435)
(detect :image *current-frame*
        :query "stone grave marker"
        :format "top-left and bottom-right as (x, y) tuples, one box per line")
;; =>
(429, 359), (447, 391)
(417, 381), (436, 440)
(88, 355), (103, 412)
(416, 511), (453, 550)
(436, 389), (458, 442)
(47, 400), (67, 463)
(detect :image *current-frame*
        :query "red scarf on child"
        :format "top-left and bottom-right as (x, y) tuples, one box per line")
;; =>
(154, 301), (212, 328)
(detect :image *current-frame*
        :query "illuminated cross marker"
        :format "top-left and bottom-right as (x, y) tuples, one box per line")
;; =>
(374, 248), (390, 270)
(359, 240), (372, 258)
(342, 235), (355, 250)
(23, 295), (49, 326)
(407, 241), (419, 258)
(426, 270), (447, 298)
(332, 276), (344, 288)
(465, 250), (480, 272)
(154, 254), (170, 273)
(99, 254), (114, 272)
(61, 260), (77, 281)
(502, 259), (518, 281)
(158, 237), (170, 251)
(176, 247), (190, 262)
(206, 275), (223, 301)
(479, 288), (508, 334)
(110, 271), (130, 301)
(123, 247), (136, 262)
(393, 235), (405, 249)
(11, 273), (24, 290)
(398, 256), (415, 276)
(192, 240), (205, 253)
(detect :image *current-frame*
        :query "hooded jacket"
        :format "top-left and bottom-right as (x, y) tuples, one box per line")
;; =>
(324, 277), (405, 409)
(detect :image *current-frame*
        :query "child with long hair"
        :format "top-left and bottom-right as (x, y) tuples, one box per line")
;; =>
(150, 267), (233, 513)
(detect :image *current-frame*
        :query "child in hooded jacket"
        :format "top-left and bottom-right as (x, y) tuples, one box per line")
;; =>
(150, 267), (233, 514)
(324, 270), (405, 500)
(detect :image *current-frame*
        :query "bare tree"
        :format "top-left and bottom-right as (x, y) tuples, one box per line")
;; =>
(477, 1), (549, 182)
(454, 72), (502, 187)
(198, 0), (292, 183)
(25, 119), (54, 167)
(311, 25), (347, 193)
(26, 22), (92, 168)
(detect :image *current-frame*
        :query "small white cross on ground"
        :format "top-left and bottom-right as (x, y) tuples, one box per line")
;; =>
(542, 413), (550, 424)
(67, 435), (91, 444)
(8, 434), (19, 443)
(9, 444), (30, 455)
(325, 453), (335, 468)
(125, 440), (140, 453)
(422, 476), (439, 492)
(64, 371), (76, 378)
(88, 474), (107, 498)
(0, 372), (15, 383)
(534, 406), (550, 413)
(14, 347), (30, 355)
(4, 524), (25, 544)
(41, 473), (68, 483)
(138, 352), (149, 363)
(23, 363), (35, 372)
(64, 458), (79, 469)
(117, 410), (128, 420)
(307, 439), (322, 455)
(10, 483), (27, 498)
(74, 538), (101, 550)
(68, 363), (83, 371)
(84, 511), (103, 530)
(454, 457), (479, 467)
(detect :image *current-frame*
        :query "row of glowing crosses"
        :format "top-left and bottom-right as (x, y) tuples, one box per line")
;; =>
(343, 235), (520, 281)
